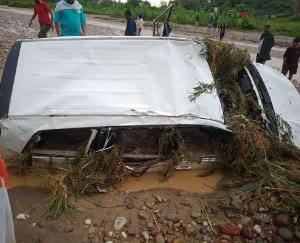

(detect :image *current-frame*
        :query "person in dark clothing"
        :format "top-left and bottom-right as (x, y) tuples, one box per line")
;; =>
(282, 37), (300, 80)
(218, 22), (227, 41)
(256, 25), (275, 64)
(124, 10), (136, 36)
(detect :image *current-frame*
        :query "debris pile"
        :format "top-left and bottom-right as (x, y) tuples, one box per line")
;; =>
(191, 38), (300, 214)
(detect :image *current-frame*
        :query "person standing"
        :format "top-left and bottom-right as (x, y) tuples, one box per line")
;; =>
(282, 37), (300, 80)
(256, 25), (275, 64)
(218, 22), (227, 41)
(124, 10), (136, 36)
(54, 0), (87, 37)
(0, 155), (16, 243)
(29, 0), (53, 38)
(136, 14), (144, 36)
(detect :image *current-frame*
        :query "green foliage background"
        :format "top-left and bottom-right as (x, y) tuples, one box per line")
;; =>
(0, 0), (299, 37)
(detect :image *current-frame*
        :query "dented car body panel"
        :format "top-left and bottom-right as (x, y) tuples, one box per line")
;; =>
(0, 37), (299, 163)
(0, 37), (227, 161)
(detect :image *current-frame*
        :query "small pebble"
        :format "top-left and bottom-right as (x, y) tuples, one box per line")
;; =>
(85, 218), (91, 225)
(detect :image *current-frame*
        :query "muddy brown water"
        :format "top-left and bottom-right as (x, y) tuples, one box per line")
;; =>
(121, 170), (223, 193)
(9, 169), (223, 194)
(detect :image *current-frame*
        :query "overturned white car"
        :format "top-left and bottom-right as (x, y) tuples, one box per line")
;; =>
(0, 37), (299, 167)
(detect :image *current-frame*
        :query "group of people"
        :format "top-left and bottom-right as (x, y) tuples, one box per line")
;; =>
(29, 0), (144, 37)
(30, 0), (299, 81)
(256, 25), (300, 80)
(29, 0), (86, 37)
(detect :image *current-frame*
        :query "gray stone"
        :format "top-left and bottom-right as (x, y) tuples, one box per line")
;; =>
(87, 227), (96, 239)
(253, 213), (272, 224)
(155, 234), (165, 243)
(190, 211), (201, 219)
(277, 227), (293, 241)
(259, 231), (267, 239)
(114, 217), (127, 231)
(141, 231), (150, 242)
(295, 231), (300, 240)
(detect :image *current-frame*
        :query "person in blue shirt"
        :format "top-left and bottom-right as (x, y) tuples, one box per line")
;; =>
(124, 10), (136, 36)
(54, 0), (86, 37)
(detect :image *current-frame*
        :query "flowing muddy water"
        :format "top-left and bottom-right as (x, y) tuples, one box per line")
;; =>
(9, 169), (223, 194)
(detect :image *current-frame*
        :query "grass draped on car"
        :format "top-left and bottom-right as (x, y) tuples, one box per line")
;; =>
(190, 38), (300, 214)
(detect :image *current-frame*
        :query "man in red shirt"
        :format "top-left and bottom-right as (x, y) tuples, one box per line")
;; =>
(29, 0), (53, 38)
(282, 37), (300, 80)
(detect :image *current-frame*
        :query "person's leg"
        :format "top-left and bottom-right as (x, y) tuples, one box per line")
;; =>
(288, 72), (293, 80)
(281, 63), (288, 76)
(256, 54), (265, 64)
(38, 25), (51, 38)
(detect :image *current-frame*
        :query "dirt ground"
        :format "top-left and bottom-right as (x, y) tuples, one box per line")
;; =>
(1, 4), (300, 243)
(8, 170), (300, 243)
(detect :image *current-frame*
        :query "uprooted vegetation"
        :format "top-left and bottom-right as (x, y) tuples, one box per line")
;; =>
(191, 38), (300, 214)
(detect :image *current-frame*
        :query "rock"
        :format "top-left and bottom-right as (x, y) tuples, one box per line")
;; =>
(240, 216), (252, 225)
(190, 211), (201, 219)
(155, 234), (165, 243)
(185, 224), (196, 235)
(272, 234), (284, 243)
(252, 225), (262, 234)
(203, 221), (209, 227)
(85, 218), (92, 225)
(127, 201), (135, 209)
(141, 231), (150, 242)
(16, 213), (30, 220)
(218, 224), (241, 235)
(145, 200), (155, 209)
(114, 217), (127, 231)
(295, 231), (300, 240)
(277, 227), (293, 241)
(87, 227), (96, 239)
(220, 234), (232, 241)
(241, 226), (253, 239)
(179, 198), (192, 207)
(274, 214), (290, 226)
(258, 207), (268, 213)
(225, 209), (239, 218)
(64, 223), (73, 233)
(253, 213), (272, 224)
(259, 231), (267, 239)
(138, 210), (149, 219)
(30, 222), (37, 228)
(105, 241), (113, 243)
(121, 232), (127, 239)
(231, 195), (243, 211)
(173, 239), (181, 243)
(203, 235), (210, 241)
(156, 195), (163, 203)
(150, 228), (160, 236)
(127, 225), (136, 235)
